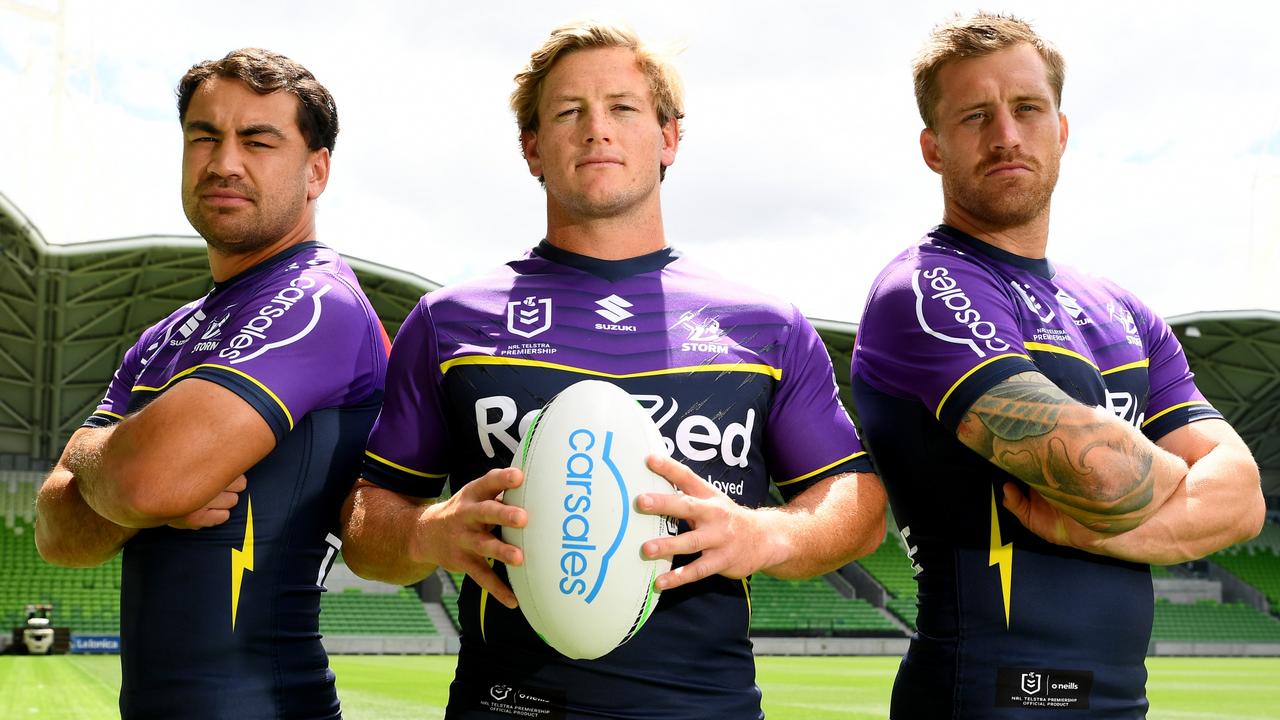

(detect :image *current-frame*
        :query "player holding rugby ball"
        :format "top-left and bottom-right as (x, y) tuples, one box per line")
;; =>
(341, 20), (886, 720)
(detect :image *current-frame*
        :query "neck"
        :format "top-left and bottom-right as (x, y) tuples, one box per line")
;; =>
(942, 198), (1051, 259)
(542, 195), (666, 261)
(207, 213), (316, 283)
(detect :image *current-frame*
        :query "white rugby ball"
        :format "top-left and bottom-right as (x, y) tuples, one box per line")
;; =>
(502, 379), (676, 660)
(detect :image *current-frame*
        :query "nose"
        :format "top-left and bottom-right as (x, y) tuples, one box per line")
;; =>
(583, 107), (612, 145)
(987, 107), (1020, 153)
(206, 140), (245, 179)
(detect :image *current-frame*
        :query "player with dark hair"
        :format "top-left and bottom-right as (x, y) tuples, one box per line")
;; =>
(339, 20), (886, 719)
(34, 48), (387, 719)
(851, 12), (1264, 719)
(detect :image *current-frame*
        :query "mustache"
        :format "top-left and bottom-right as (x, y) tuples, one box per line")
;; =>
(979, 152), (1039, 174)
(195, 178), (257, 200)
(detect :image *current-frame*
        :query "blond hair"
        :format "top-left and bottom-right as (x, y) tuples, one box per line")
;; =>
(511, 20), (685, 140)
(913, 12), (1066, 129)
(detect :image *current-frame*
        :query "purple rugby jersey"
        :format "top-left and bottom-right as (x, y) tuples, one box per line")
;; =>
(86, 241), (388, 720)
(364, 241), (871, 720)
(851, 225), (1220, 720)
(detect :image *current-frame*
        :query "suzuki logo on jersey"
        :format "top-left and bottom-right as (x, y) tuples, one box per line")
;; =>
(1010, 281), (1055, 323)
(169, 309), (207, 347)
(913, 268), (1012, 358)
(595, 295), (634, 323)
(676, 310), (730, 354)
(1054, 289), (1093, 327)
(507, 296), (552, 339)
(218, 276), (332, 364)
(593, 295), (637, 332)
(475, 394), (754, 472)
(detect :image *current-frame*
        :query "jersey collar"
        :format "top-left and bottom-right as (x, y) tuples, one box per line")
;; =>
(211, 241), (324, 293)
(933, 225), (1056, 280)
(532, 240), (680, 281)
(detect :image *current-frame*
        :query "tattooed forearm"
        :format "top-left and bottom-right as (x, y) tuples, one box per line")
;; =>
(958, 372), (1160, 531)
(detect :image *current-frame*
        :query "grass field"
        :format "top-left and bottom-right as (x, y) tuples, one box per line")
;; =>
(1, 655), (1277, 719)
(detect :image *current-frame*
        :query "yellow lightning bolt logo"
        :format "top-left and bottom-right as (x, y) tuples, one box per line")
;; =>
(231, 495), (254, 631)
(988, 487), (1013, 628)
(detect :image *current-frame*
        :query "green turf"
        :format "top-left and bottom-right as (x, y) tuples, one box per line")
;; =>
(1, 655), (1277, 719)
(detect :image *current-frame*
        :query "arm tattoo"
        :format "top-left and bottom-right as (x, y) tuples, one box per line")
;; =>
(960, 373), (1157, 528)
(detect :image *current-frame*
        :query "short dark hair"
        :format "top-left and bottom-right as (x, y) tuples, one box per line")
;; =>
(176, 48), (338, 153)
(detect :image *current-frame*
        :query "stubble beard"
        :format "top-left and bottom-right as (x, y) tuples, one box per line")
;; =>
(183, 179), (307, 257)
(944, 150), (1061, 231)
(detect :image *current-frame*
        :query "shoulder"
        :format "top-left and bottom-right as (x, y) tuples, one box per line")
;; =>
(663, 253), (803, 325)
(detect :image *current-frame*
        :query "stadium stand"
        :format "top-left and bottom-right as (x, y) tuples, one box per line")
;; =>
(319, 587), (437, 636)
(856, 534), (919, 630)
(1211, 547), (1280, 614)
(748, 574), (901, 637)
(0, 516), (121, 634)
(1150, 598), (1280, 642)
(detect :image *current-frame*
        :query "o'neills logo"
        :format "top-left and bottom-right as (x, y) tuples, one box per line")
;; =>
(912, 267), (1012, 358)
(558, 428), (627, 603)
(218, 276), (331, 364)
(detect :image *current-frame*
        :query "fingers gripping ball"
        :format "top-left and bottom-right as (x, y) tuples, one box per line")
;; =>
(502, 380), (677, 660)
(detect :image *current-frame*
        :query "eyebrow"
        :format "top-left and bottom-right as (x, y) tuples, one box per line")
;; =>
(548, 91), (645, 103)
(184, 120), (288, 140)
(953, 94), (1051, 115)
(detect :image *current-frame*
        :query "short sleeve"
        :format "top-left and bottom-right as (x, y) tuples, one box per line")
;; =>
(852, 251), (1037, 432)
(765, 307), (875, 499)
(190, 271), (385, 443)
(362, 301), (452, 498)
(84, 328), (156, 428)
(1126, 297), (1222, 441)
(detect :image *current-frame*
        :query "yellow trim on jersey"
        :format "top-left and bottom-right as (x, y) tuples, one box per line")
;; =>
(478, 558), (495, 643)
(133, 363), (294, 430)
(742, 578), (752, 632)
(1022, 342), (1098, 369)
(1142, 400), (1212, 428)
(364, 450), (448, 479)
(1101, 358), (1151, 376)
(230, 495), (255, 631)
(94, 410), (125, 420)
(775, 451), (868, 487)
(439, 355), (783, 382)
(988, 487), (1013, 629)
(934, 353), (1031, 420)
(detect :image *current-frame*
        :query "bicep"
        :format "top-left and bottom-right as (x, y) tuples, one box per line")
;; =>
(109, 378), (275, 517)
(1154, 419), (1249, 466)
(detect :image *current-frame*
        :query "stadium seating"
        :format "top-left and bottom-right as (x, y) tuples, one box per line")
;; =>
(319, 587), (438, 636)
(1150, 598), (1280, 642)
(856, 534), (919, 629)
(747, 574), (900, 637)
(0, 517), (121, 634)
(1211, 547), (1280, 614)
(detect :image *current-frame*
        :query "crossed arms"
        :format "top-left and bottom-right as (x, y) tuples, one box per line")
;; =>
(958, 370), (1264, 563)
(35, 379), (272, 567)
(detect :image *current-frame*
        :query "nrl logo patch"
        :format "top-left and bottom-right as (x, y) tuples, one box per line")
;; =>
(507, 296), (552, 339)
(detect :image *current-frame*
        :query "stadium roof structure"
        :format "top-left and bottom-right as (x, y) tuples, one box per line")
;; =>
(0, 192), (436, 464)
(2, 191), (1277, 494)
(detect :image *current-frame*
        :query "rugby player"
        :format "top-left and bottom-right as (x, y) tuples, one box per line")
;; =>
(34, 49), (388, 719)
(340, 20), (886, 719)
(850, 13), (1264, 719)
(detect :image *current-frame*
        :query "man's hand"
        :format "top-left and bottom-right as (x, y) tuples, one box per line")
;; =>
(636, 455), (788, 591)
(1001, 481), (1109, 551)
(168, 475), (248, 530)
(408, 467), (528, 609)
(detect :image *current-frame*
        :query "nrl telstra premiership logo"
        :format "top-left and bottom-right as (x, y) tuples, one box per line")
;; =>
(507, 296), (552, 339)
